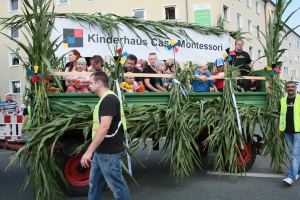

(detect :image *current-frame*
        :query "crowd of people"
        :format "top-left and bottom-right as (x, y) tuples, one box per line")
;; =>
(45, 39), (259, 94)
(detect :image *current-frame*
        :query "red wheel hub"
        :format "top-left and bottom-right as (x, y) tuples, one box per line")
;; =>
(236, 142), (252, 166)
(64, 154), (90, 187)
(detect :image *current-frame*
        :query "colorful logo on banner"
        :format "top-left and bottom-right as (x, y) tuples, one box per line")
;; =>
(63, 28), (84, 48)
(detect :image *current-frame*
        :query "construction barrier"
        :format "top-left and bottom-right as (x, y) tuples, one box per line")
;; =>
(0, 114), (23, 141)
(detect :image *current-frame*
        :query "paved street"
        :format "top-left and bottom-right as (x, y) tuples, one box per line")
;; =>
(1, 142), (300, 200)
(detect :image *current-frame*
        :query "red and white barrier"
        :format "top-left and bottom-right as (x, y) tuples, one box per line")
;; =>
(0, 114), (23, 141)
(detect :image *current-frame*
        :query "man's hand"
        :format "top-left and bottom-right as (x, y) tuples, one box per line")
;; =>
(276, 130), (281, 140)
(4, 112), (9, 116)
(80, 151), (93, 168)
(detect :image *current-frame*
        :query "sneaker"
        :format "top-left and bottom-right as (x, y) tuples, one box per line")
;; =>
(296, 175), (299, 181)
(283, 178), (293, 185)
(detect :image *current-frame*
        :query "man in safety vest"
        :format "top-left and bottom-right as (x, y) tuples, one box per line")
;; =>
(21, 97), (30, 136)
(80, 71), (130, 200)
(277, 81), (300, 185)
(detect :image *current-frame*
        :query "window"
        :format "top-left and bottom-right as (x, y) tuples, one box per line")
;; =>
(236, 13), (242, 28)
(9, 80), (21, 94)
(284, 49), (289, 58)
(296, 70), (299, 79)
(223, 5), (230, 22)
(257, 25), (261, 38)
(289, 42), (292, 53)
(294, 37), (297, 46)
(295, 54), (298, 62)
(255, 1), (260, 14)
(164, 6), (177, 20)
(10, 27), (19, 39)
(9, 53), (20, 67)
(297, 40), (300, 49)
(298, 55), (300, 63)
(249, 46), (253, 59)
(9, 0), (19, 12)
(284, 67), (289, 76)
(246, 0), (251, 8)
(247, 20), (252, 33)
(258, 49), (262, 62)
(132, 8), (146, 20)
(57, 0), (68, 5)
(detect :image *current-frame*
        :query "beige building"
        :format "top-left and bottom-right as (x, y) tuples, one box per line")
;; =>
(1, 0), (300, 102)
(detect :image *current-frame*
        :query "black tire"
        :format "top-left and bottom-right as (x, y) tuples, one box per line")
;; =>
(236, 140), (256, 171)
(54, 141), (90, 196)
(195, 135), (209, 158)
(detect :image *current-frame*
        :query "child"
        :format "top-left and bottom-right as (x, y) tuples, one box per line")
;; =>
(245, 78), (260, 92)
(120, 72), (138, 92)
(212, 58), (225, 92)
(192, 61), (217, 92)
(154, 60), (168, 92)
(66, 58), (90, 93)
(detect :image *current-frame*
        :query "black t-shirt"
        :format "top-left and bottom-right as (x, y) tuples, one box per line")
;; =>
(143, 65), (157, 91)
(23, 108), (28, 116)
(284, 97), (299, 134)
(245, 82), (259, 92)
(236, 81), (245, 92)
(123, 67), (143, 83)
(95, 94), (124, 154)
(230, 51), (252, 76)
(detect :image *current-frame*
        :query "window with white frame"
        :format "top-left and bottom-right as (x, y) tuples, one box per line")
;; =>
(57, 0), (69, 5)
(246, 0), (251, 8)
(223, 5), (230, 22)
(284, 49), (289, 58)
(295, 53), (298, 62)
(297, 40), (300, 48)
(255, 1), (260, 14)
(289, 42), (292, 53)
(164, 5), (177, 20)
(298, 55), (300, 63)
(257, 25), (261, 38)
(296, 70), (299, 79)
(237, 13), (242, 28)
(294, 37), (297, 45)
(9, 53), (20, 67)
(284, 67), (289, 76)
(249, 46), (253, 59)
(10, 27), (19, 39)
(9, 0), (19, 12)
(132, 8), (146, 20)
(9, 80), (21, 94)
(258, 49), (262, 62)
(247, 20), (252, 33)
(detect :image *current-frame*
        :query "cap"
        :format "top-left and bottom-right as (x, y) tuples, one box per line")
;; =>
(154, 60), (165, 68)
(77, 58), (87, 65)
(5, 93), (12, 96)
(198, 61), (207, 67)
(215, 58), (225, 67)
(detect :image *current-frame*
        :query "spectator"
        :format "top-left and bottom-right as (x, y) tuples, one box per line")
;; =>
(165, 58), (174, 73)
(235, 79), (245, 92)
(141, 60), (148, 71)
(19, 97), (26, 115)
(90, 55), (104, 72)
(21, 97), (30, 134)
(230, 39), (253, 77)
(154, 60), (168, 92)
(66, 58), (90, 93)
(213, 58), (225, 92)
(120, 73), (138, 92)
(245, 78), (260, 92)
(143, 52), (161, 92)
(123, 54), (143, 86)
(0, 93), (19, 115)
(192, 61), (217, 92)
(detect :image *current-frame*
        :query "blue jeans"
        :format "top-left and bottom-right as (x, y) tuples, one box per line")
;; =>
(88, 151), (130, 200)
(284, 133), (300, 180)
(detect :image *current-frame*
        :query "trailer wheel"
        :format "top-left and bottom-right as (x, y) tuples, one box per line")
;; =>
(235, 140), (256, 171)
(195, 136), (209, 158)
(54, 142), (90, 196)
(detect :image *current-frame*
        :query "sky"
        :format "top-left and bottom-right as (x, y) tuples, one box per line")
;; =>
(272, 0), (300, 35)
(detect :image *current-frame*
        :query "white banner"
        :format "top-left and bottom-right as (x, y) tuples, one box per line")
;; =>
(51, 18), (230, 62)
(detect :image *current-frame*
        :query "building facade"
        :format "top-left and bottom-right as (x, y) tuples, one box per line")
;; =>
(1, 0), (300, 101)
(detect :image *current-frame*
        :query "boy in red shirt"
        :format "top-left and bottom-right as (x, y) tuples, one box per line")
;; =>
(213, 58), (225, 92)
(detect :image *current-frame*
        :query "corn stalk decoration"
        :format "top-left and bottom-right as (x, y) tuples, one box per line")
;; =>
(0, 0), (299, 199)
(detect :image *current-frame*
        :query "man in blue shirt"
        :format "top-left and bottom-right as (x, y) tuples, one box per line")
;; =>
(192, 61), (217, 92)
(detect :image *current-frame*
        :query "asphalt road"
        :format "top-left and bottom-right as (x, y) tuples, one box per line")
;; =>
(1, 143), (300, 200)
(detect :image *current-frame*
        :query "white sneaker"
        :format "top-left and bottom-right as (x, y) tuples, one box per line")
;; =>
(283, 177), (293, 185)
(296, 175), (299, 181)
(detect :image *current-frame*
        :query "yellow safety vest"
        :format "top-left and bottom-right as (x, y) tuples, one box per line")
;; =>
(92, 91), (127, 140)
(23, 106), (31, 130)
(279, 95), (300, 132)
